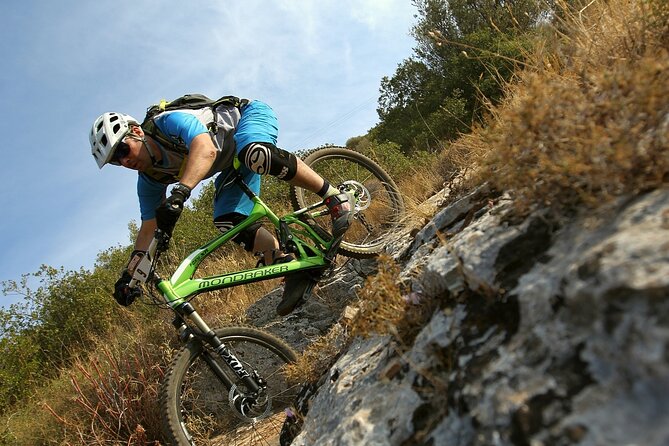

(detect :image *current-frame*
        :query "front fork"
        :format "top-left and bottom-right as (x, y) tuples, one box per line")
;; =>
(172, 302), (266, 411)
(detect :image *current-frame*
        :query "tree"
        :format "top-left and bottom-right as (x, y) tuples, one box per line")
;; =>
(373, 0), (549, 153)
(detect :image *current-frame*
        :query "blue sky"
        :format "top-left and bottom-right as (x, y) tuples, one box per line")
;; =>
(0, 1), (417, 306)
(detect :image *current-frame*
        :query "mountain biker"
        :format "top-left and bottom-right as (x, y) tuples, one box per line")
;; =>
(90, 99), (354, 315)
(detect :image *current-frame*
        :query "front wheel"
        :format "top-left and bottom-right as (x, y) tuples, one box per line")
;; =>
(291, 146), (405, 258)
(160, 326), (299, 446)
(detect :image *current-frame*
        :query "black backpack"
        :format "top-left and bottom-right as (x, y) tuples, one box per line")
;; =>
(140, 94), (248, 154)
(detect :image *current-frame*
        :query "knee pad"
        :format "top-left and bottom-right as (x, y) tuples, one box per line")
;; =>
(238, 142), (298, 180)
(214, 212), (261, 252)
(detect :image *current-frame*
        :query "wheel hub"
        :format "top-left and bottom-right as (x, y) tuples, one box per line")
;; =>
(342, 180), (371, 212)
(228, 384), (272, 421)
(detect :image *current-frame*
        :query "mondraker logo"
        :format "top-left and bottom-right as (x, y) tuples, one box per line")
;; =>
(198, 264), (290, 289)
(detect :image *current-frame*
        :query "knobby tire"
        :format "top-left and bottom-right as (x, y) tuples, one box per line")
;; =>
(290, 146), (405, 258)
(160, 326), (298, 446)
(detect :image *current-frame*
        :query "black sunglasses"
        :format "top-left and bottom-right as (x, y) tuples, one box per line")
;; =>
(111, 140), (131, 163)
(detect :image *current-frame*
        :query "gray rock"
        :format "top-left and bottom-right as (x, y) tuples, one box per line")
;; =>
(253, 187), (669, 445)
(291, 337), (423, 446)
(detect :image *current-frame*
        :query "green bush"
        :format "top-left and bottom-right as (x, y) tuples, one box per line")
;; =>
(0, 257), (125, 412)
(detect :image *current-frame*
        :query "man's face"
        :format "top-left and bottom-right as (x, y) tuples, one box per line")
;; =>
(113, 128), (152, 171)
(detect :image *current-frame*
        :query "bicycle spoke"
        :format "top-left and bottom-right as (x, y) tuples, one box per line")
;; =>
(290, 147), (404, 258)
(162, 328), (298, 446)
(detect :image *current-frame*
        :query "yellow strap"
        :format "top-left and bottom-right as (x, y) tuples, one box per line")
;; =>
(233, 156), (241, 170)
(177, 156), (189, 179)
(159, 99), (169, 111)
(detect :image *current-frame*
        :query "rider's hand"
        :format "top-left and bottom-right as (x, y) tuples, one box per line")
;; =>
(155, 183), (192, 235)
(113, 270), (142, 306)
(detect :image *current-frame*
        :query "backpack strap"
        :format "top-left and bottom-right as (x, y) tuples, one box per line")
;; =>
(140, 95), (249, 154)
(141, 120), (190, 155)
(207, 96), (249, 134)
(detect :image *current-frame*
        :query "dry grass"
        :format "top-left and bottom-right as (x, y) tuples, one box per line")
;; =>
(398, 160), (459, 225)
(284, 323), (349, 384)
(451, 0), (669, 215)
(3, 321), (170, 445)
(2, 378), (72, 446)
(285, 255), (439, 383)
(43, 341), (166, 445)
(349, 255), (438, 345)
(348, 255), (406, 338)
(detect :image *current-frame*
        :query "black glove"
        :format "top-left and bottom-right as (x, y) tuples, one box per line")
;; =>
(155, 183), (192, 235)
(113, 270), (142, 306)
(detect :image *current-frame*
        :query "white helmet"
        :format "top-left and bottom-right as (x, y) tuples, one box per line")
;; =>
(90, 112), (139, 168)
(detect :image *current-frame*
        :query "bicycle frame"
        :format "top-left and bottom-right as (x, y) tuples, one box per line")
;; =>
(157, 201), (331, 308)
(128, 173), (340, 401)
(131, 173), (337, 309)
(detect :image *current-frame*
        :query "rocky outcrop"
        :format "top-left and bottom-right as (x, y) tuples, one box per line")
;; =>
(272, 186), (669, 446)
(246, 256), (378, 351)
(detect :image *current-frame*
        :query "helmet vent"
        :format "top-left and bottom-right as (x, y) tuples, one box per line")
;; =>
(90, 112), (139, 167)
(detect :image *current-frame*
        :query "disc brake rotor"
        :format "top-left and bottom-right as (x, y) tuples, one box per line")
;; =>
(342, 180), (371, 212)
(228, 384), (272, 422)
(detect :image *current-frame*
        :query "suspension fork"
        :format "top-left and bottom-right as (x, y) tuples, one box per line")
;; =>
(173, 302), (262, 395)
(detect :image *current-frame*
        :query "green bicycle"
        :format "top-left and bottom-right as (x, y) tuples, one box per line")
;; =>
(128, 146), (404, 445)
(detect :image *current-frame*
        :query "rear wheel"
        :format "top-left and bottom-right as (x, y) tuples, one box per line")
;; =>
(160, 326), (299, 446)
(291, 146), (405, 258)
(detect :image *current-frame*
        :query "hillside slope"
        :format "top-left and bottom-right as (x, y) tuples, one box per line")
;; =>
(2, 1), (665, 444)
(265, 0), (669, 443)
(277, 184), (669, 445)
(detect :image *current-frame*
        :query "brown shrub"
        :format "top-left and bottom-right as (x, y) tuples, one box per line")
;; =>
(453, 0), (669, 215)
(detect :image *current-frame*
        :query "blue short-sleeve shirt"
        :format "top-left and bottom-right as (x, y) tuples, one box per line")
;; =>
(135, 100), (279, 221)
(137, 112), (208, 220)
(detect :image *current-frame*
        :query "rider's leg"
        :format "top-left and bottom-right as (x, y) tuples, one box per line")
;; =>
(252, 227), (283, 265)
(233, 101), (354, 315)
(231, 103), (335, 196)
(214, 212), (282, 265)
(238, 142), (355, 237)
(237, 139), (336, 196)
(289, 159), (355, 238)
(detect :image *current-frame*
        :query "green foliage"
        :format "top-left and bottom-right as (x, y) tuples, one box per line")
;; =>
(373, 0), (544, 153)
(0, 255), (127, 411)
(346, 136), (434, 184)
(414, 0), (552, 41)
